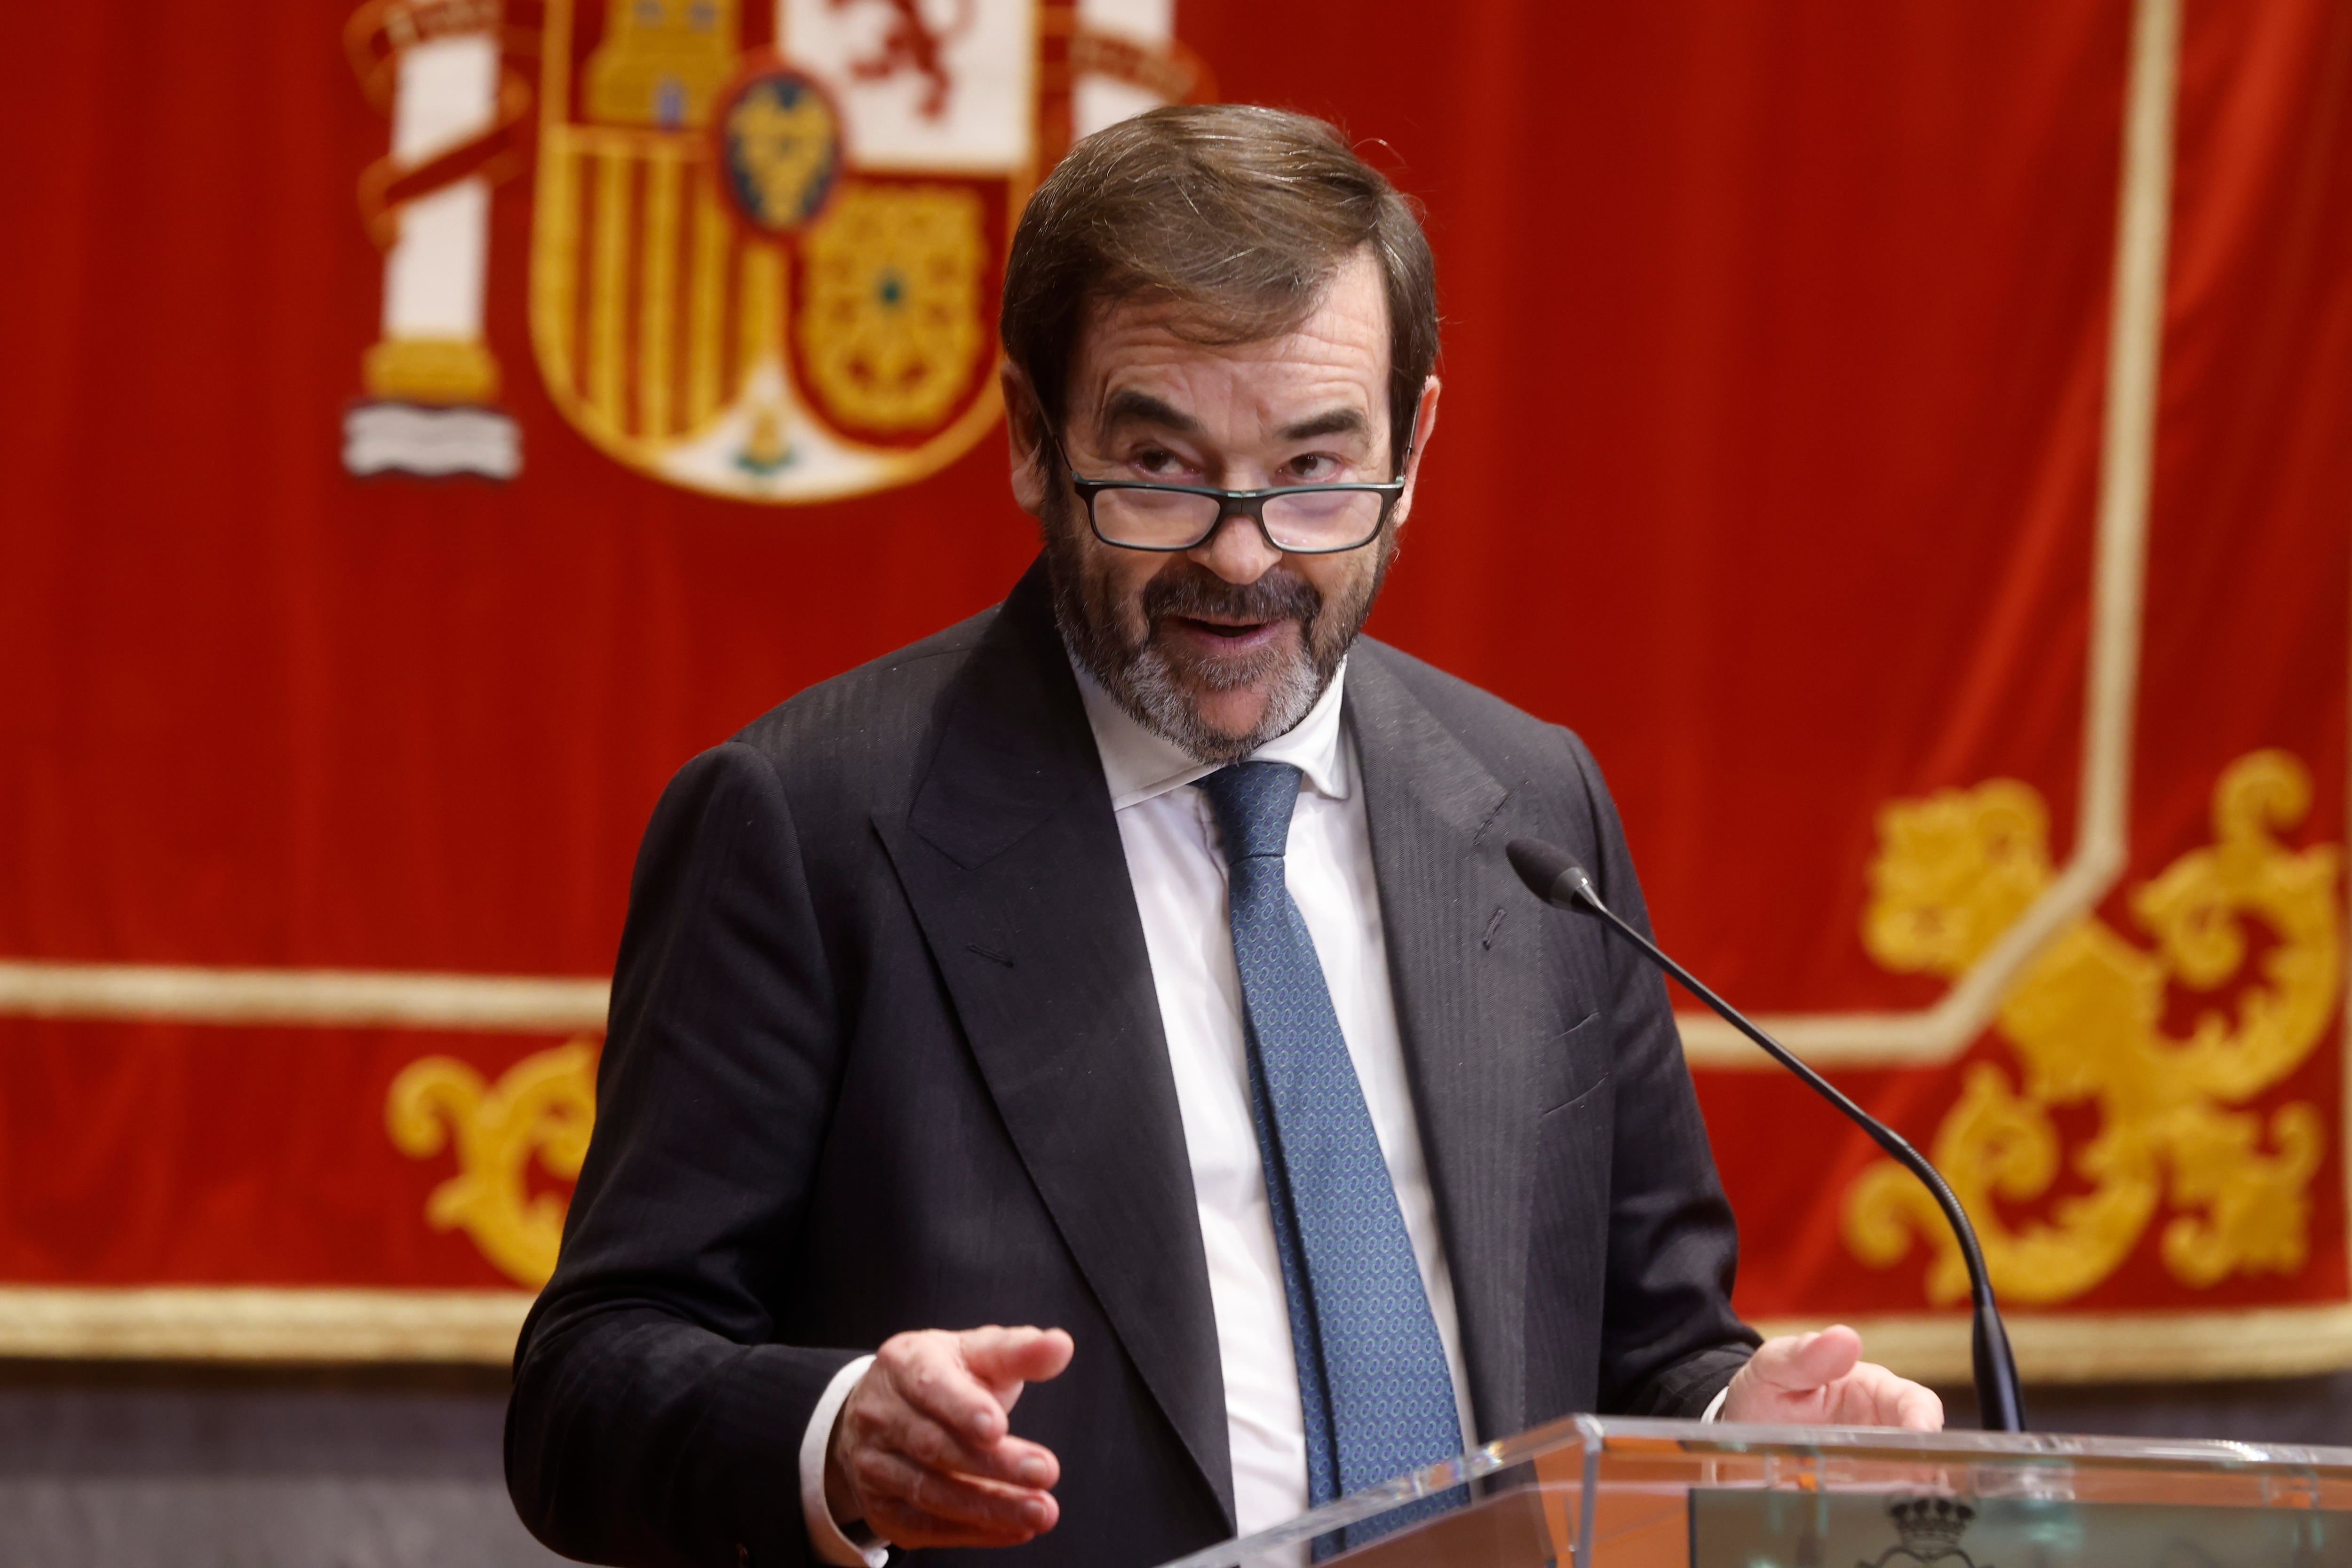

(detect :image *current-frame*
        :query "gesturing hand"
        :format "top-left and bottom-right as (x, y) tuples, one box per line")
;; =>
(1720, 1325), (1943, 1431)
(825, 1325), (1076, 1550)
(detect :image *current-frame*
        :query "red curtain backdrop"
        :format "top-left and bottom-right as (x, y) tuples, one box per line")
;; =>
(2, 0), (2348, 1371)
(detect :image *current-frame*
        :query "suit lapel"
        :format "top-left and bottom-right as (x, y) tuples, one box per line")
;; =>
(1346, 645), (1548, 1444)
(875, 562), (1233, 1528)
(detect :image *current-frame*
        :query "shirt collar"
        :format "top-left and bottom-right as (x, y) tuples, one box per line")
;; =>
(1070, 653), (1352, 812)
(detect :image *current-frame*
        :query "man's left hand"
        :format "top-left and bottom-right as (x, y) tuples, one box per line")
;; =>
(1719, 1325), (1942, 1430)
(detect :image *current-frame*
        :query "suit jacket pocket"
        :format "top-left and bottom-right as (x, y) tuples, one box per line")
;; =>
(1534, 1011), (1606, 1117)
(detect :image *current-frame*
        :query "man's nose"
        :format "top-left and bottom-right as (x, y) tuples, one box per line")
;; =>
(1186, 508), (1282, 584)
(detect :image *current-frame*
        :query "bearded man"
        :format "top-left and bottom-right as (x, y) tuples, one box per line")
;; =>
(507, 103), (1939, 1568)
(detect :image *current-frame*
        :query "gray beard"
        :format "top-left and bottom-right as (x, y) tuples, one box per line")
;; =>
(1043, 494), (1387, 766)
(1088, 613), (1325, 766)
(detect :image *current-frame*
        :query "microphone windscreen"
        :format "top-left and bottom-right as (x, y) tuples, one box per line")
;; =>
(1506, 839), (1582, 904)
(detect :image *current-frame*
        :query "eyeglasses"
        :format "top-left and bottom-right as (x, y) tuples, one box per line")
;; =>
(1049, 433), (1408, 555)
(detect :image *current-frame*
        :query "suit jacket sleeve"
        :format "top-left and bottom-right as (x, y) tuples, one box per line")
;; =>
(507, 741), (858, 1568)
(1567, 730), (1761, 1416)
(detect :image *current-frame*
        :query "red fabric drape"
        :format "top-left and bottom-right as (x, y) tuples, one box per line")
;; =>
(2, 1), (2347, 1349)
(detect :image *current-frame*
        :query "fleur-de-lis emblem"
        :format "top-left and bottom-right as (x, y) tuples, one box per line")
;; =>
(388, 1040), (598, 1288)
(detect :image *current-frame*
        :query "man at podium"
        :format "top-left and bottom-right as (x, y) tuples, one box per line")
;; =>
(506, 104), (1941, 1568)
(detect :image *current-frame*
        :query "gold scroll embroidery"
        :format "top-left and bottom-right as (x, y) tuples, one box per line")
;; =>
(1843, 750), (2341, 1304)
(387, 1039), (598, 1289)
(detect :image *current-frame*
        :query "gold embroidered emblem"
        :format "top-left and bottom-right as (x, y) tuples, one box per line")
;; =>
(583, 0), (737, 127)
(341, 0), (530, 477)
(1843, 751), (2341, 1304)
(387, 1040), (598, 1289)
(797, 183), (986, 432)
(343, 0), (1208, 497)
(524, 0), (1029, 501)
(723, 73), (843, 233)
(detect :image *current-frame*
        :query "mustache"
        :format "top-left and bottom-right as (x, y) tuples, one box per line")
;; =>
(1139, 565), (1323, 631)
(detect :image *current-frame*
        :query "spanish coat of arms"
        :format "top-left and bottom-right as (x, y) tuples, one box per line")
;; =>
(345, 0), (1208, 500)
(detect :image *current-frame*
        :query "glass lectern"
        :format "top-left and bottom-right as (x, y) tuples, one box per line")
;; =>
(1152, 1416), (2352, 1568)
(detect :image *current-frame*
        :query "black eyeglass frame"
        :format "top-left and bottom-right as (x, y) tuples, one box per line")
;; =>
(1046, 433), (1411, 555)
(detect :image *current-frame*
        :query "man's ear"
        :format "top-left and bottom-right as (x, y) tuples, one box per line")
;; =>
(1390, 375), (1443, 531)
(1001, 361), (1049, 517)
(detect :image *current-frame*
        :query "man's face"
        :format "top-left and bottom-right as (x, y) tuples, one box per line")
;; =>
(1007, 248), (1440, 763)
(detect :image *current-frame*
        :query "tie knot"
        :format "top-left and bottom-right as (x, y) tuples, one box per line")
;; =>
(1199, 761), (1303, 863)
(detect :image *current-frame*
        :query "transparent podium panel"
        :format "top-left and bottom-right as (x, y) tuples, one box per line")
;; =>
(1150, 1415), (2352, 1568)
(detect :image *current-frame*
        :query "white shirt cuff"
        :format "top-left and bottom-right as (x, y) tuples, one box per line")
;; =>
(1700, 1384), (1731, 1423)
(800, 1354), (888, 1568)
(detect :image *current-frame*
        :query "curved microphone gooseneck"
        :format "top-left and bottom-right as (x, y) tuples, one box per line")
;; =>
(1504, 837), (2027, 1433)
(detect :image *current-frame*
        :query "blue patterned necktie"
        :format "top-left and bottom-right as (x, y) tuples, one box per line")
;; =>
(1198, 761), (1465, 1547)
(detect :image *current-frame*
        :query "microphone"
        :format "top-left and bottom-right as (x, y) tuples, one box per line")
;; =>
(1504, 838), (2027, 1433)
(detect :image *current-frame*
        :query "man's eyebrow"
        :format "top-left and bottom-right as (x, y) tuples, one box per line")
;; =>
(1097, 389), (1203, 434)
(1092, 393), (1370, 443)
(1275, 407), (1371, 442)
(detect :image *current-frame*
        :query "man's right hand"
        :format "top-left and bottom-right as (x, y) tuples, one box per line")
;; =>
(825, 1325), (1076, 1550)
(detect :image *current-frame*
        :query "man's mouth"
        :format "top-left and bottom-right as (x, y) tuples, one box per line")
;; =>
(1127, 561), (1323, 671)
(1165, 614), (1285, 653)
